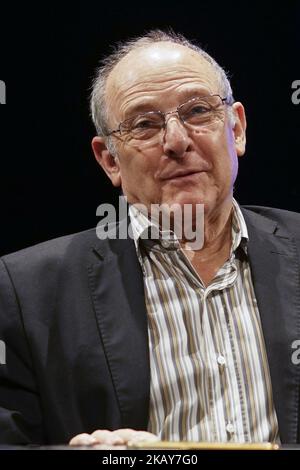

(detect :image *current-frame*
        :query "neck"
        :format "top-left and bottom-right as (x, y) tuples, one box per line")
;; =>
(179, 198), (234, 286)
(180, 198), (233, 260)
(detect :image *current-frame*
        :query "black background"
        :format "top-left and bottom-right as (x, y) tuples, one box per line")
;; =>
(0, 0), (299, 255)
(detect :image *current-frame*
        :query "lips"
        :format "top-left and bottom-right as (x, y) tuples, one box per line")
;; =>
(160, 170), (203, 181)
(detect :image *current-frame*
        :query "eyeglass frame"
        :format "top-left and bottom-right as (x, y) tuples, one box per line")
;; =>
(104, 94), (234, 138)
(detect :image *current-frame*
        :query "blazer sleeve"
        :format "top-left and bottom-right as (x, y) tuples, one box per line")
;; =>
(0, 258), (44, 444)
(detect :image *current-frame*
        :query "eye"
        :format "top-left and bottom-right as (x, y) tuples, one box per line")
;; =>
(188, 103), (211, 115)
(181, 99), (215, 124)
(133, 119), (156, 129)
(131, 113), (163, 133)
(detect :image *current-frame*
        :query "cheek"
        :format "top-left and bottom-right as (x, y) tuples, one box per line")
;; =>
(209, 128), (237, 166)
(197, 130), (238, 188)
(118, 153), (158, 192)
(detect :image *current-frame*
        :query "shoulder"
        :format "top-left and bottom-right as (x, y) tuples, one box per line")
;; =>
(241, 205), (300, 239)
(0, 228), (99, 276)
(242, 205), (300, 223)
(0, 217), (133, 280)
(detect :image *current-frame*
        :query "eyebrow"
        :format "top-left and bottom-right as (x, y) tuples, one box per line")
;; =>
(123, 101), (160, 119)
(123, 87), (213, 119)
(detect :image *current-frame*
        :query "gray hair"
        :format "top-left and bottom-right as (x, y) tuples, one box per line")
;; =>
(90, 29), (234, 150)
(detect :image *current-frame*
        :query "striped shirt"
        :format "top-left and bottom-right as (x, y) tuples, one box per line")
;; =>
(129, 199), (279, 442)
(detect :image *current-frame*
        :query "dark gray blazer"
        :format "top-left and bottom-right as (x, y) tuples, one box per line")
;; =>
(0, 206), (299, 444)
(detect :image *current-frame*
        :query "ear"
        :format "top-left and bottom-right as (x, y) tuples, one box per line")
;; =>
(232, 102), (247, 156)
(91, 136), (122, 187)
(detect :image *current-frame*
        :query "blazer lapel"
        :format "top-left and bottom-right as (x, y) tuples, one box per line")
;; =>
(243, 208), (300, 443)
(87, 220), (150, 430)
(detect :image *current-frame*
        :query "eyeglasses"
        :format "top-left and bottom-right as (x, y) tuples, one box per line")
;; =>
(105, 94), (233, 141)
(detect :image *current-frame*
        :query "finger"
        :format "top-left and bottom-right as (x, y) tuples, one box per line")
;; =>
(127, 431), (159, 444)
(91, 429), (125, 445)
(69, 433), (98, 446)
(110, 428), (138, 441)
(112, 428), (158, 443)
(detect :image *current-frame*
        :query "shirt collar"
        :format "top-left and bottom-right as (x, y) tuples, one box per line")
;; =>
(129, 198), (249, 256)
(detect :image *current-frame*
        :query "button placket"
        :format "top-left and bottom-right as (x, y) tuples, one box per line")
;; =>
(217, 354), (226, 367)
(226, 422), (235, 435)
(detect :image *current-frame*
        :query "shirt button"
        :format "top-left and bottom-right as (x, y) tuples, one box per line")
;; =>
(217, 354), (226, 366)
(226, 423), (235, 434)
(161, 240), (169, 248)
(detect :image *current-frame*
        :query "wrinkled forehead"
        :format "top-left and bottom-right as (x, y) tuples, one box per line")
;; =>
(106, 42), (220, 110)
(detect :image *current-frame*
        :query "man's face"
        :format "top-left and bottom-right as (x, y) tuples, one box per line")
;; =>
(93, 42), (246, 217)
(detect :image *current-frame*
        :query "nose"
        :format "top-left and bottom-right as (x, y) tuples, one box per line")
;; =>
(162, 116), (191, 159)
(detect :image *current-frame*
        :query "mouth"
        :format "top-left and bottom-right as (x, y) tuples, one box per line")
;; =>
(161, 170), (204, 181)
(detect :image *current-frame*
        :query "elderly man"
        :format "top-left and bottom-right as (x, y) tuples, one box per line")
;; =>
(0, 31), (299, 447)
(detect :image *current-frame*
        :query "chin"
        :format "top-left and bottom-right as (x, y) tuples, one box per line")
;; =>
(164, 192), (208, 208)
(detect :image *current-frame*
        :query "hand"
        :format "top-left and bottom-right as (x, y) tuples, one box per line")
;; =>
(69, 428), (159, 448)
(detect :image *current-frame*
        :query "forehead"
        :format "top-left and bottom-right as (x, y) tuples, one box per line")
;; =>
(106, 42), (220, 120)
